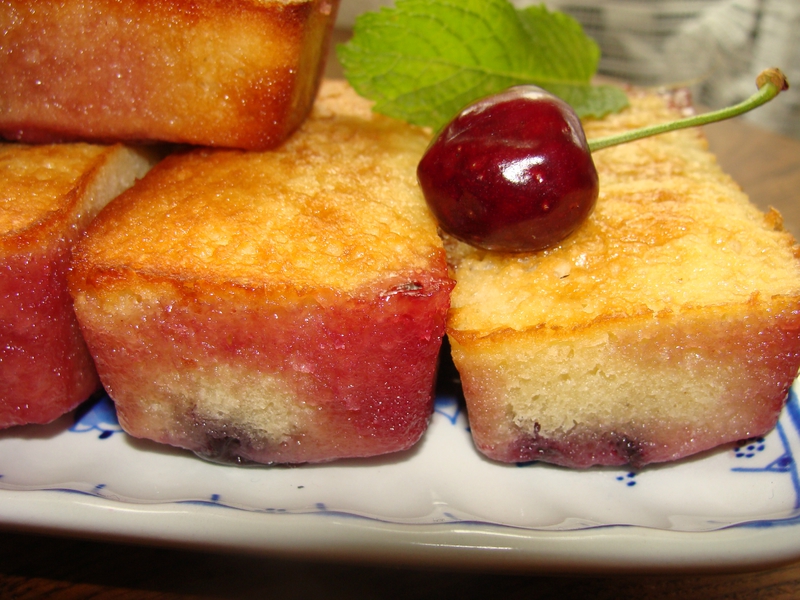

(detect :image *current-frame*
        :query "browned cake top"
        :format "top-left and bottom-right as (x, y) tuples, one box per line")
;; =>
(75, 80), (445, 296)
(0, 143), (111, 236)
(447, 91), (800, 336)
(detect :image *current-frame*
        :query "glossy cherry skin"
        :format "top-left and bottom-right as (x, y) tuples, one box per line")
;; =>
(417, 86), (599, 252)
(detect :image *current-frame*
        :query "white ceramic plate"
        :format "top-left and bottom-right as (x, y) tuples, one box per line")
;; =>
(2, 375), (800, 572)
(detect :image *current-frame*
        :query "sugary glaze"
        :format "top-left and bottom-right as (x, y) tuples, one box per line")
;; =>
(75, 82), (446, 296)
(1, 144), (107, 240)
(0, 0), (339, 149)
(70, 80), (454, 464)
(446, 91), (800, 468)
(447, 93), (800, 333)
(0, 143), (154, 427)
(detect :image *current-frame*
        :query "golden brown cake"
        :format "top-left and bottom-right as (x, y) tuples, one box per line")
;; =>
(0, 142), (154, 428)
(68, 80), (453, 465)
(0, 0), (339, 150)
(446, 90), (800, 468)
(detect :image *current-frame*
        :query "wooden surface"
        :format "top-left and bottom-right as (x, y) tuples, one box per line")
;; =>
(2, 527), (800, 600)
(704, 119), (800, 238)
(3, 31), (800, 600)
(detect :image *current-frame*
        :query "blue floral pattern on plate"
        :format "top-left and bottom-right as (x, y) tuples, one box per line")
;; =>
(69, 394), (123, 439)
(731, 388), (800, 510)
(1, 382), (800, 533)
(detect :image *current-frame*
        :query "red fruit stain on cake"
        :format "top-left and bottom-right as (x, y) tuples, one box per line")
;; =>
(0, 142), (153, 429)
(0, 247), (99, 427)
(79, 274), (451, 464)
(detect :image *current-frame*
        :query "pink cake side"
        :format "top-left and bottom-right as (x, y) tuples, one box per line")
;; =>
(0, 247), (100, 427)
(0, 143), (154, 428)
(74, 272), (451, 464)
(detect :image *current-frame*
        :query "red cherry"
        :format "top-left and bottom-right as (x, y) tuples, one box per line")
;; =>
(417, 86), (599, 252)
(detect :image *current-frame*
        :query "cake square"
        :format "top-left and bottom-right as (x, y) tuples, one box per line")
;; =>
(69, 81), (453, 464)
(0, 0), (340, 150)
(445, 90), (800, 468)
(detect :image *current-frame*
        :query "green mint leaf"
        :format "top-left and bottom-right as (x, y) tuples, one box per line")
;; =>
(337, 0), (629, 130)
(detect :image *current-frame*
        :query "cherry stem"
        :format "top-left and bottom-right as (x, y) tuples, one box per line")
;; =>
(587, 68), (790, 153)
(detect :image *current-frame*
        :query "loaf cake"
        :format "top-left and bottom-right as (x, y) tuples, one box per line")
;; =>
(0, 142), (154, 428)
(68, 80), (453, 465)
(446, 90), (800, 468)
(0, 0), (339, 150)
